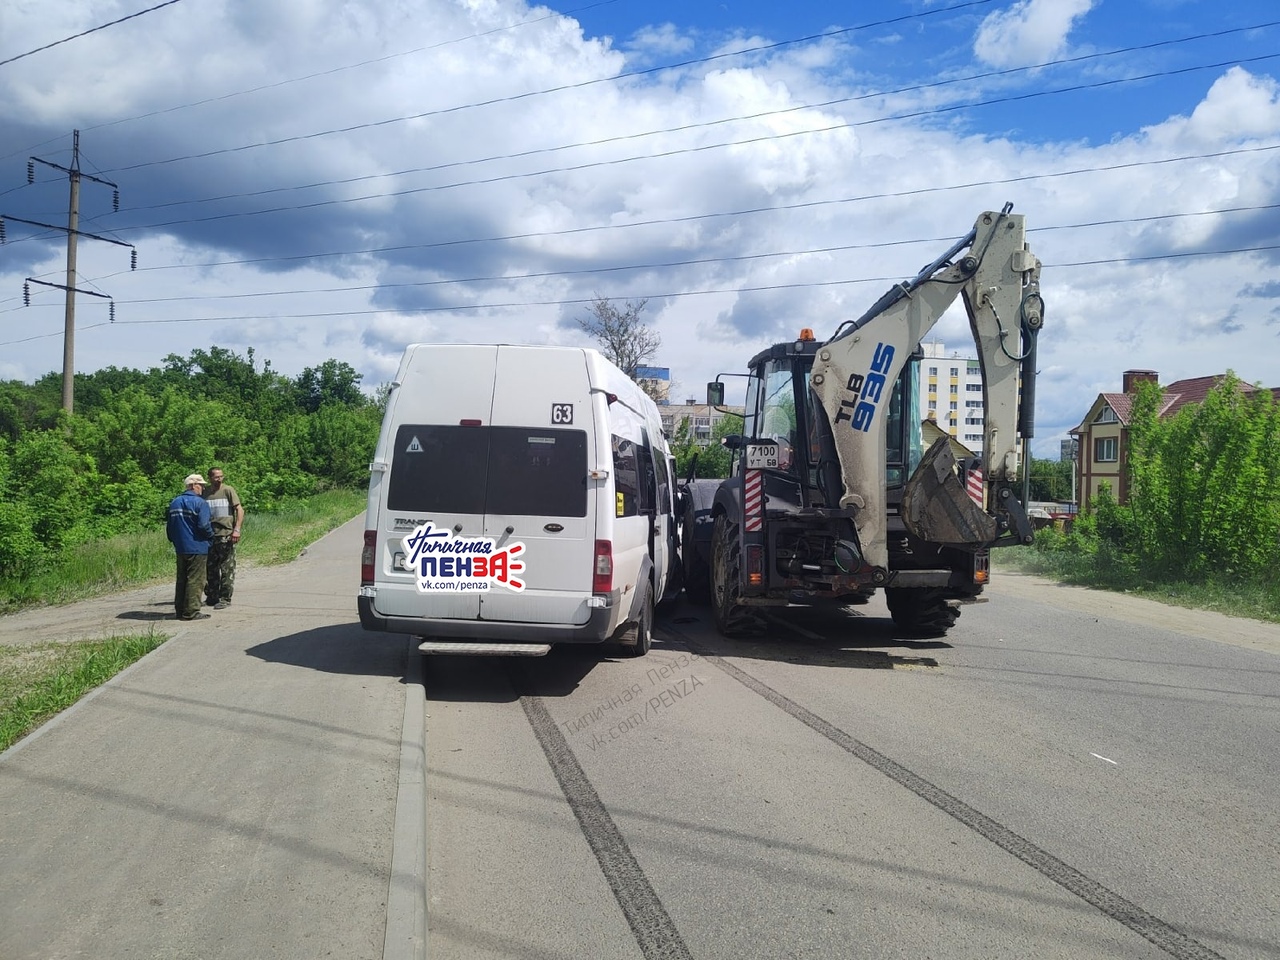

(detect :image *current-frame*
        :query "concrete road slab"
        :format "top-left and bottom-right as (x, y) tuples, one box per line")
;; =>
(0, 518), (414, 960)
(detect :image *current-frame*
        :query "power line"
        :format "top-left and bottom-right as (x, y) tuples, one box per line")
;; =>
(10, 140), (1270, 252)
(5, 142), (1276, 308)
(6, 234), (1279, 337)
(6, 15), (1275, 235)
(38, 54), (1274, 241)
(99, 0), (999, 174)
(91, 19), (1280, 218)
(24, 202), (1272, 310)
(84, 242), (1280, 325)
(0, 0), (188, 69)
(0, 0), (629, 166)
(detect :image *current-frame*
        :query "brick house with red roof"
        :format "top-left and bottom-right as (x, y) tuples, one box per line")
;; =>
(1070, 370), (1276, 511)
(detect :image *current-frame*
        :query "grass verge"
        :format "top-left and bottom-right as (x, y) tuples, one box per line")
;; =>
(0, 489), (365, 613)
(993, 546), (1280, 625)
(0, 634), (167, 753)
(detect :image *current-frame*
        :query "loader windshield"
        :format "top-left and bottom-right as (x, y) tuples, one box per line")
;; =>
(750, 351), (923, 489)
(886, 365), (924, 487)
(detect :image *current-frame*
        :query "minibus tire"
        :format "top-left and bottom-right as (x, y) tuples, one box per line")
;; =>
(619, 581), (654, 657)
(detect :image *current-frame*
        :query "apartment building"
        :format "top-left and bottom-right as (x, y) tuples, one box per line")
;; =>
(660, 399), (743, 446)
(919, 341), (986, 454)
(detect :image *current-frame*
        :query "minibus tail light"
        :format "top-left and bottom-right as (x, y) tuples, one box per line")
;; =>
(362, 530), (377, 584)
(593, 540), (613, 593)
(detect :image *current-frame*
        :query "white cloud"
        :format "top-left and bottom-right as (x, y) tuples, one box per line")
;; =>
(1, 0), (1278, 460)
(973, 0), (1096, 69)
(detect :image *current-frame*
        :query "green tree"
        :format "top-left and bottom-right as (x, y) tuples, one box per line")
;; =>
(295, 360), (366, 413)
(0, 347), (383, 578)
(1027, 456), (1074, 502)
(672, 413), (743, 479)
(1116, 375), (1280, 583)
(0, 438), (44, 575)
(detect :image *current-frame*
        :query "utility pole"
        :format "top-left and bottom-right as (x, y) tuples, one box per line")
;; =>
(0, 129), (136, 414)
(62, 132), (83, 414)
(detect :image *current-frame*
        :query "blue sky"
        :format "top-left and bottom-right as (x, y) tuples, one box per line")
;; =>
(2, 0), (1279, 457)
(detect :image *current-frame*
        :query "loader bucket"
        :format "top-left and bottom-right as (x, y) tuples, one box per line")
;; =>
(900, 437), (998, 547)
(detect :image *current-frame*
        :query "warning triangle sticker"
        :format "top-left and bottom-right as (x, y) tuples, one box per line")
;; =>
(406, 435), (423, 453)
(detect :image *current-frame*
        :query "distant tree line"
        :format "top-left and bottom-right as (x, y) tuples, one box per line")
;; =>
(0, 347), (381, 578)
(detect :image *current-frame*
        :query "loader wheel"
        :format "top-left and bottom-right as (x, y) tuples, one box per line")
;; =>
(618, 580), (653, 657)
(885, 587), (960, 637)
(682, 505), (711, 604)
(711, 514), (758, 637)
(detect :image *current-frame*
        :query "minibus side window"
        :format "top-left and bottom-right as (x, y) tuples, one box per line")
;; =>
(636, 444), (656, 515)
(612, 434), (640, 518)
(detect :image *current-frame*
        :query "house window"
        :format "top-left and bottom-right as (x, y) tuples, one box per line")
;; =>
(928, 366), (937, 375)
(1094, 437), (1118, 462)
(949, 383), (958, 395)
(966, 383), (982, 392)
(1095, 407), (1119, 424)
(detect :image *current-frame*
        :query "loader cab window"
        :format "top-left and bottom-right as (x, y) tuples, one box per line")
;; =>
(886, 358), (925, 488)
(758, 360), (801, 476)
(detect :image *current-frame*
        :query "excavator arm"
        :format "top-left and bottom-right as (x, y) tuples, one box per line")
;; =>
(808, 205), (1044, 573)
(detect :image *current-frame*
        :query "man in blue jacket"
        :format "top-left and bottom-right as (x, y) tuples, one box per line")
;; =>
(167, 473), (214, 621)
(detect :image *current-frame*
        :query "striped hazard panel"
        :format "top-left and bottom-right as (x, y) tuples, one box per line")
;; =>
(967, 468), (984, 506)
(744, 469), (763, 532)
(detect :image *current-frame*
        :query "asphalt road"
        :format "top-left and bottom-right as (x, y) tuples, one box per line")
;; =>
(0, 518), (418, 960)
(3, 527), (1276, 960)
(426, 579), (1280, 960)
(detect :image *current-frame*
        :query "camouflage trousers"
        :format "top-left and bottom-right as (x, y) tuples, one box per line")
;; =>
(206, 537), (237, 604)
(174, 554), (207, 619)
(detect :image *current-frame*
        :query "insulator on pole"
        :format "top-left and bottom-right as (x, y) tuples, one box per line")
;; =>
(109, 300), (116, 322)
(113, 189), (120, 212)
(23, 281), (30, 307)
(130, 248), (138, 270)
(27, 161), (34, 183)
(0, 218), (5, 244)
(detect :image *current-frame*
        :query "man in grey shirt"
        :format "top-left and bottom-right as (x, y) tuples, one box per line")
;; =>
(202, 466), (244, 609)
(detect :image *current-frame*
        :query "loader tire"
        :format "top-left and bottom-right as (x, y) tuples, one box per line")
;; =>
(885, 587), (960, 637)
(711, 514), (759, 637)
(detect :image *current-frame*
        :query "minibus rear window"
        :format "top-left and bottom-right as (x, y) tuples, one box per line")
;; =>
(487, 429), (588, 517)
(387, 425), (488, 514)
(387, 425), (587, 518)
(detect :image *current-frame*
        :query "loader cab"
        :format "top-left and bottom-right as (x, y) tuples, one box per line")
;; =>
(718, 332), (924, 505)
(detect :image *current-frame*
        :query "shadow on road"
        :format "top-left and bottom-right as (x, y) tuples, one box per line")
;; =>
(665, 602), (950, 670)
(424, 643), (612, 704)
(117, 610), (178, 621)
(246, 623), (407, 678)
